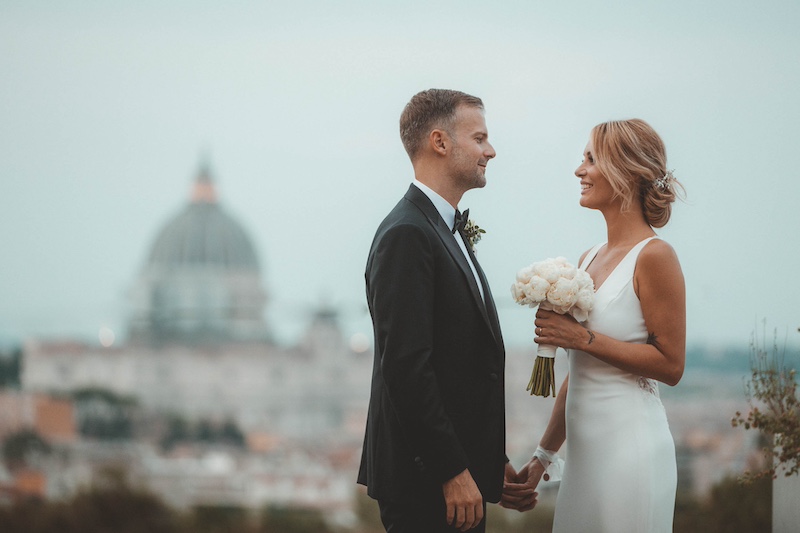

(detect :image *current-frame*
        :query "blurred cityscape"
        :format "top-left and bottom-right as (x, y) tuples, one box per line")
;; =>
(0, 165), (778, 531)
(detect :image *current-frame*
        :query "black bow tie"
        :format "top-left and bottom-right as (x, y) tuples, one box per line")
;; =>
(453, 208), (469, 234)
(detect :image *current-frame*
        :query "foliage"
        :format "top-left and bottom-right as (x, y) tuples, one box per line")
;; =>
(705, 476), (772, 532)
(0, 468), (178, 533)
(0, 346), (21, 387)
(2, 430), (51, 471)
(732, 325), (800, 481)
(186, 505), (254, 533)
(260, 506), (332, 533)
(0, 477), (771, 533)
(486, 503), (555, 533)
(160, 415), (246, 451)
(0, 470), (333, 533)
(352, 488), (383, 531)
(672, 476), (771, 533)
(72, 387), (138, 440)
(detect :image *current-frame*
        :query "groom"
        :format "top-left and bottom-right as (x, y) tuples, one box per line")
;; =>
(358, 89), (515, 532)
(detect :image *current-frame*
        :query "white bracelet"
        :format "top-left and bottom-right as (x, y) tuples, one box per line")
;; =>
(532, 445), (558, 468)
(532, 445), (564, 482)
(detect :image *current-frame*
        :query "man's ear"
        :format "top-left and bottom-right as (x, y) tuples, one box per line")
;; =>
(429, 129), (448, 156)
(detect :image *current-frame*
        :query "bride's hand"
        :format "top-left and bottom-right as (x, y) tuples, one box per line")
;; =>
(500, 458), (545, 512)
(534, 308), (588, 350)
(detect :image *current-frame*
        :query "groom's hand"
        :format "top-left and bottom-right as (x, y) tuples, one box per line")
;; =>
(442, 468), (483, 531)
(500, 458), (544, 512)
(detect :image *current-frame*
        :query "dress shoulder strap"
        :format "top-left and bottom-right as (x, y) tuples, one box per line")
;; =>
(630, 236), (659, 260)
(579, 242), (605, 270)
(620, 236), (660, 274)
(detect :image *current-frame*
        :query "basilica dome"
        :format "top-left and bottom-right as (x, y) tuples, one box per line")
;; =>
(148, 168), (259, 271)
(128, 164), (269, 346)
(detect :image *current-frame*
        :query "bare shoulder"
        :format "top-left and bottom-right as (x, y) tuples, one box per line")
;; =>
(635, 238), (684, 286)
(639, 238), (680, 266)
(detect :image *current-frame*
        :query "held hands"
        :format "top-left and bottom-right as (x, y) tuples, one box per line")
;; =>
(500, 458), (547, 512)
(442, 468), (484, 531)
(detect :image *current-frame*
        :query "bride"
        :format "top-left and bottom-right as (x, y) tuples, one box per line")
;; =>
(503, 119), (686, 532)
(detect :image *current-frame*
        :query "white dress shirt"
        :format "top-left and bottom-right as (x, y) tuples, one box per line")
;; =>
(412, 180), (484, 302)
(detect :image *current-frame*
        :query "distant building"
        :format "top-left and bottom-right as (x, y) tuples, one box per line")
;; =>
(128, 163), (269, 347)
(18, 163), (371, 516)
(21, 163), (371, 438)
(0, 391), (77, 444)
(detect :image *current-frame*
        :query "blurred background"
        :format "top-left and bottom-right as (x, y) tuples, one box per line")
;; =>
(1, 1), (798, 531)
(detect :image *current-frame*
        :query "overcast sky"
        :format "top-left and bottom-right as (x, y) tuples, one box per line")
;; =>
(2, 1), (799, 352)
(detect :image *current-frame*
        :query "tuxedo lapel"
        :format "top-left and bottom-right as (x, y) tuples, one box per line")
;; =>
(459, 231), (504, 349)
(404, 185), (502, 349)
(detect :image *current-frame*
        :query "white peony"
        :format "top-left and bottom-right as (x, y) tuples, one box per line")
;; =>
(547, 277), (580, 309)
(511, 283), (527, 305)
(531, 259), (561, 284)
(511, 257), (595, 321)
(576, 287), (594, 311)
(515, 265), (534, 285)
(511, 256), (596, 398)
(558, 262), (577, 280)
(525, 277), (550, 304)
(572, 307), (589, 323)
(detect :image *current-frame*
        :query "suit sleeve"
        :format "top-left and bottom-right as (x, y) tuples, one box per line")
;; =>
(368, 222), (469, 484)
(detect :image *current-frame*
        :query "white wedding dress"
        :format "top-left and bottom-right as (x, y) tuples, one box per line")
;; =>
(552, 237), (677, 533)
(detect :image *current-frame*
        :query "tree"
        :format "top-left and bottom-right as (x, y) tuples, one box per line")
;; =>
(218, 419), (245, 447)
(0, 467), (179, 533)
(2, 430), (51, 471)
(260, 506), (332, 533)
(705, 476), (771, 532)
(0, 346), (21, 388)
(73, 387), (138, 440)
(159, 416), (246, 451)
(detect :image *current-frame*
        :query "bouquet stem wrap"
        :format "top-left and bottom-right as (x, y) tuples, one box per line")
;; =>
(527, 343), (557, 397)
(511, 257), (595, 398)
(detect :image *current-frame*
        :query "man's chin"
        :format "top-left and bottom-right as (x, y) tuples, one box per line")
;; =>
(456, 174), (486, 192)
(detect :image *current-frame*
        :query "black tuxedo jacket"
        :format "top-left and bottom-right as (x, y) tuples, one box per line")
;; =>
(358, 184), (506, 503)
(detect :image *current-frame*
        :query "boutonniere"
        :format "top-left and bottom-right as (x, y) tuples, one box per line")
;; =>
(463, 219), (486, 251)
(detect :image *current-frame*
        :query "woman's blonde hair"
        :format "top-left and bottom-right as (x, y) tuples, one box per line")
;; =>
(590, 119), (684, 228)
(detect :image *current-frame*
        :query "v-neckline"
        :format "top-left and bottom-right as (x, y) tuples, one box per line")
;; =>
(584, 237), (655, 294)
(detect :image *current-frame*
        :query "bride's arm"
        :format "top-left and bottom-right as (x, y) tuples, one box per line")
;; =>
(539, 375), (568, 451)
(535, 239), (686, 386)
(501, 376), (568, 512)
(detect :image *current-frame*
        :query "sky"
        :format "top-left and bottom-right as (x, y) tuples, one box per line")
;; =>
(1, 1), (799, 352)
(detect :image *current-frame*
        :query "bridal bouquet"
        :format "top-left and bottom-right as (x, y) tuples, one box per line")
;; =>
(511, 257), (594, 397)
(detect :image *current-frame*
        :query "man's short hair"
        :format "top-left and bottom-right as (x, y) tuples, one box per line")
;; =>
(399, 89), (484, 161)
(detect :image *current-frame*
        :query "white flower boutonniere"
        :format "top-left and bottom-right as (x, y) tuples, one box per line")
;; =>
(463, 219), (485, 251)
